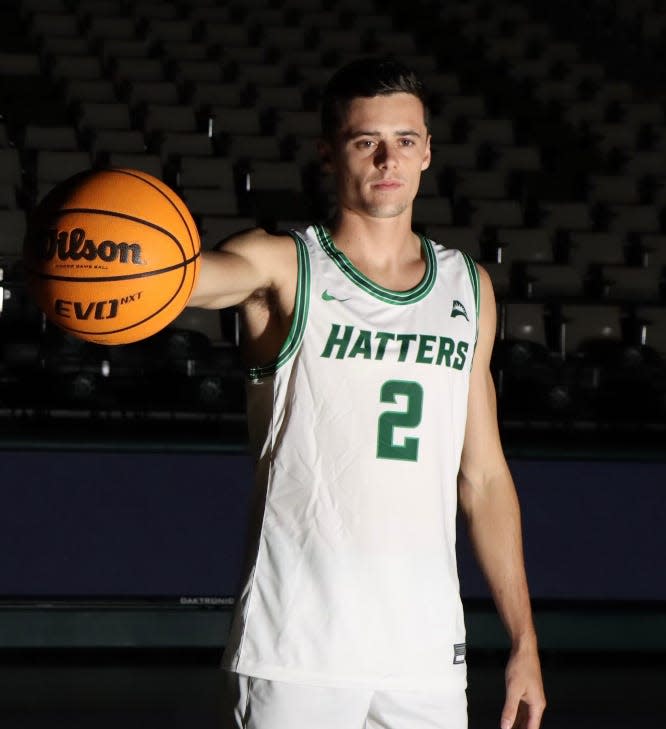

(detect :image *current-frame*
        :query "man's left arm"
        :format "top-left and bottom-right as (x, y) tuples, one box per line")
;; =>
(457, 266), (546, 729)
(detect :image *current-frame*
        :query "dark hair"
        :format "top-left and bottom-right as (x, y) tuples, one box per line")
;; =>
(320, 57), (430, 140)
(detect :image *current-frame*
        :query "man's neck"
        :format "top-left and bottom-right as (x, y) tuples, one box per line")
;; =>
(329, 210), (420, 267)
(327, 210), (426, 291)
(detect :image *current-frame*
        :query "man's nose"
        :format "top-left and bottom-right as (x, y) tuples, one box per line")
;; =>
(374, 141), (397, 168)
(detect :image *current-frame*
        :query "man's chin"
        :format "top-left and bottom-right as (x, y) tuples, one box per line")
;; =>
(365, 203), (411, 219)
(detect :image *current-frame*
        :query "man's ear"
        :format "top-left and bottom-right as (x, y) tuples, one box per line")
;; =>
(421, 134), (432, 171)
(317, 139), (334, 173)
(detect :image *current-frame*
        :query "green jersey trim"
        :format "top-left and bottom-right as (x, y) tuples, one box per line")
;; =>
(313, 224), (437, 305)
(247, 232), (311, 381)
(459, 250), (480, 361)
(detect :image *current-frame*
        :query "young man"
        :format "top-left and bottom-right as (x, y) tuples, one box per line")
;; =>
(190, 58), (546, 729)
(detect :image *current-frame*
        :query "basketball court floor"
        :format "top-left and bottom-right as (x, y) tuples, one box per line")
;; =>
(0, 651), (663, 728)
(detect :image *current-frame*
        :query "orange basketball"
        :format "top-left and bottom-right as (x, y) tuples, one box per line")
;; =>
(23, 168), (201, 345)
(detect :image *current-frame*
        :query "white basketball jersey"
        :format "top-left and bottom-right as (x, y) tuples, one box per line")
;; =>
(223, 224), (480, 691)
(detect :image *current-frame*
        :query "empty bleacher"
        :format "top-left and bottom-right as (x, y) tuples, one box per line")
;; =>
(1, 0), (665, 448)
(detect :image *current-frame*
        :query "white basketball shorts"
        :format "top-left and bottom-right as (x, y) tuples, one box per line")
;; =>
(224, 672), (467, 729)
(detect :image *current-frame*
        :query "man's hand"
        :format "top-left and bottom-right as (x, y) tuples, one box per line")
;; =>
(500, 644), (546, 729)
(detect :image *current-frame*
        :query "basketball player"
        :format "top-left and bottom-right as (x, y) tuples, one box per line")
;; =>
(189, 58), (546, 729)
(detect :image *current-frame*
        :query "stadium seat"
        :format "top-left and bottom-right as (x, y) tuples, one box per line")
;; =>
(52, 55), (104, 81)
(177, 157), (235, 189)
(538, 202), (594, 232)
(64, 79), (118, 105)
(635, 306), (666, 360)
(158, 40), (210, 62)
(503, 302), (551, 350)
(639, 235), (666, 268)
(371, 31), (417, 56)
(494, 146), (541, 172)
(253, 86), (304, 113)
(100, 39), (153, 64)
(144, 18), (194, 43)
(521, 263), (585, 299)
(35, 149), (90, 187)
(158, 132), (214, 164)
(86, 17), (138, 42)
(0, 149), (23, 207)
(467, 119), (515, 147)
(29, 12), (78, 39)
(78, 102), (133, 132)
(125, 81), (181, 107)
(587, 174), (640, 204)
(568, 232), (627, 268)
(469, 199), (524, 229)
(90, 129), (146, 160)
(483, 262), (512, 299)
(606, 204), (661, 236)
(188, 83), (244, 113)
(424, 226), (482, 260)
(132, 1), (179, 20)
(227, 135), (282, 162)
(113, 58), (165, 83)
(455, 170), (508, 200)
(209, 107), (262, 137)
(417, 172), (439, 198)
(142, 104), (199, 135)
(0, 210), (27, 261)
(187, 6), (232, 24)
(172, 60), (225, 85)
(431, 143), (478, 171)
(246, 161), (303, 193)
(105, 153), (163, 179)
(198, 215), (256, 249)
(276, 110), (320, 139)
(598, 265), (663, 302)
(440, 95), (487, 121)
(181, 187), (240, 217)
(412, 197), (454, 227)
(560, 303), (625, 357)
(203, 24), (250, 47)
(496, 228), (553, 264)
(0, 52), (42, 77)
(40, 36), (90, 58)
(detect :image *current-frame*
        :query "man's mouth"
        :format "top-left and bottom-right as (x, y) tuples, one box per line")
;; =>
(371, 179), (403, 190)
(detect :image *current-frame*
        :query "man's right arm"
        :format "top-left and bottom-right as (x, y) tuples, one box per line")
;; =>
(188, 228), (294, 310)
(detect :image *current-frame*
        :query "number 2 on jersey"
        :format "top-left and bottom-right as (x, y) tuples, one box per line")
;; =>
(376, 380), (424, 462)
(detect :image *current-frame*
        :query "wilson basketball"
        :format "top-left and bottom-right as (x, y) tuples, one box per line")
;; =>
(23, 168), (201, 345)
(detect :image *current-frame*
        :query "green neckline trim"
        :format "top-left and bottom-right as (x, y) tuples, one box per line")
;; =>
(247, 232), (310, 380)
(313, 224), (437, 305)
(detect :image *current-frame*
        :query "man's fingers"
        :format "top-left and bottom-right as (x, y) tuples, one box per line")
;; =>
(526, 697), (547, 729)
(500, 693), (520, 729)
(502, 699), (546, 729)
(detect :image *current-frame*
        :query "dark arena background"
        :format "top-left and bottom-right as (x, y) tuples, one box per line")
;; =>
(1, 0), (665, 727)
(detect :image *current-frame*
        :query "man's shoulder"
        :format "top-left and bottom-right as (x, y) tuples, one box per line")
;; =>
(219, 226), (297, 251)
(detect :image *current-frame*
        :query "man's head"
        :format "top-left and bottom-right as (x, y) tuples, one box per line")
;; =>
(318, 57), (432, 221)
(320, 57), (430, 142)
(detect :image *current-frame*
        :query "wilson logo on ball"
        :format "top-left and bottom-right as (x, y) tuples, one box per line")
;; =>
(37, 228), (145, 265)
(24, 168), (200, 344)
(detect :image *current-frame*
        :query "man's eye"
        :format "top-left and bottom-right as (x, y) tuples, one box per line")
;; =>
(400, 138), (415, 146)
(356, 140), (374, 149)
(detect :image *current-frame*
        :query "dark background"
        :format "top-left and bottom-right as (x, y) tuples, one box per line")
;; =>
(1, 450), (663, 601)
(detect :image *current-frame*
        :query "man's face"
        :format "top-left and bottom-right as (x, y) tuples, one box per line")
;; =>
(323, 92), (431, 220)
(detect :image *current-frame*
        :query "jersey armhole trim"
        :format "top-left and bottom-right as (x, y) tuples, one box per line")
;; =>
(459, 250), (480, 367)
(247, 232), (311, 381)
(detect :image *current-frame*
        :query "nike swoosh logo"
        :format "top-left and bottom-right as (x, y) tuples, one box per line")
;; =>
(322, 289), (350, 302)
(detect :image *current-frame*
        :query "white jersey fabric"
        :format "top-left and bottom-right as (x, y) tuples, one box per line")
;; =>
(223, 223), (480, 692)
